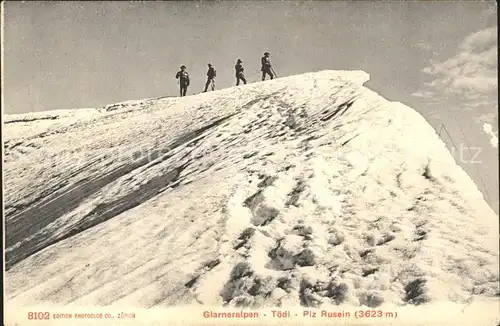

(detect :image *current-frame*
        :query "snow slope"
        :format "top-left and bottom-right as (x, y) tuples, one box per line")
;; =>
(4, 70), (499, 324)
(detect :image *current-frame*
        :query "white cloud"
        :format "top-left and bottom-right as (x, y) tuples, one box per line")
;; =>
(451, 75), (497, 93)
(459, 27), (497, 53)
(465, 99), (497, 109)
(483, 123), (498, 149)
(417, 26), (497, 111)
(475, 112), (499, 124)
(411, 90), (435, 99)
(422, 66), (433, 75)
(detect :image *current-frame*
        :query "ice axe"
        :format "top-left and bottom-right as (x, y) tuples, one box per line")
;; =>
(271, 67), (278, 78)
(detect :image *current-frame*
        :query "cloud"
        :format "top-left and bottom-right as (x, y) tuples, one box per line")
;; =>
(411, 90), (435, 99)
(451, 75), (497, 93)
(465, 99), (497, 109)
(475, 112), (498, 124)
(483, 123), (498, 149)
(459, 27), (498, 53)
(417, 26), (497, 111)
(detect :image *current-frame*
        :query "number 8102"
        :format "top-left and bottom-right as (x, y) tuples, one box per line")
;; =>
(27, 312), (50, 320)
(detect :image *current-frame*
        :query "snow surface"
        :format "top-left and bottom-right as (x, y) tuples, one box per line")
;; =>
(4, 70), (499, 325)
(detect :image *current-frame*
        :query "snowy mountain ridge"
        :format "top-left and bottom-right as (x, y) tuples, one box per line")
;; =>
(4, 70), (499, 325)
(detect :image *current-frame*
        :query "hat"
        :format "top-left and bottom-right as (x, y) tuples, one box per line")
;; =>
(180, 65), (186, 69)
(208, 63), (212, 66)
(264, 52), (270, 56)
(237, 59), (242, 63)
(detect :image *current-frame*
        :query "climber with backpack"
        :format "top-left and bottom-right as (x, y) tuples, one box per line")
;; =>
(203, 63), (216, 92)
(175, 65), (190, 97)
(235, 59), (247, 86)
(261, 52), (275, 81)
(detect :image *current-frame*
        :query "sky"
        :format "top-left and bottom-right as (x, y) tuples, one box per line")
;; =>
(2, 0), (498, 213)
